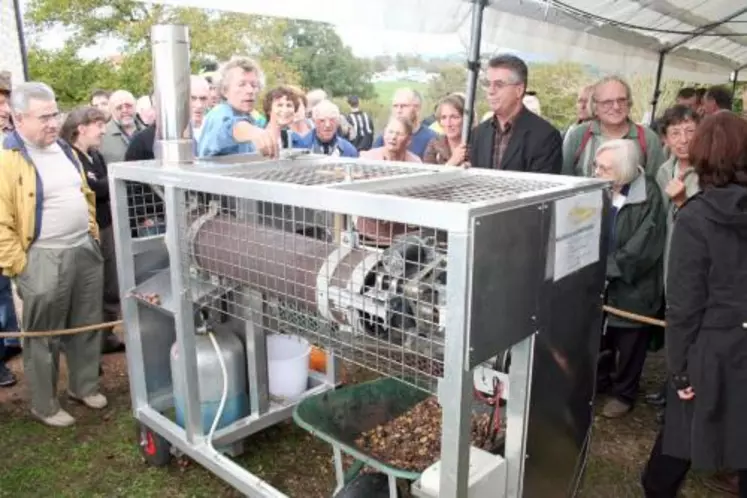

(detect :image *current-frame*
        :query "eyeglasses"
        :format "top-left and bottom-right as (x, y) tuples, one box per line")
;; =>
(27, 112), (60, 125)
(595, 97), (630, 110)
(481, 79), (520, 90)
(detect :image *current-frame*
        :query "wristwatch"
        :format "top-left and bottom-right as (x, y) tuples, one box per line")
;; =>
(671, 373), (691, 390)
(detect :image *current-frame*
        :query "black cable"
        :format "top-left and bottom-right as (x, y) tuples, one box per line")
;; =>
(550, 0), (747, 37)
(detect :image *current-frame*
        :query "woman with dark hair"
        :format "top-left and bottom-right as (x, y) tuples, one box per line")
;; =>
(642, 111), (747, 497)
(262, 86), (303, 149)
(423, 94), (470, 166)
(61, 107), (125, 354)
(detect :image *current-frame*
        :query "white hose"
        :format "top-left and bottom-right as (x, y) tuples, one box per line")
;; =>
(207, 331), (229, 449)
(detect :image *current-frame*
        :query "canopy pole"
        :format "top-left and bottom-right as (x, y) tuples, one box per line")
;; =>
(463, 0), (487, 147)
(12, 0), (30, 81)
(731, 70), (740, 101)
(649, 51), (666, 125)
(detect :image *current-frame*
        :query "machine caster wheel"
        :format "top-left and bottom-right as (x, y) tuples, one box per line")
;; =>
(137, 424), (172, 467)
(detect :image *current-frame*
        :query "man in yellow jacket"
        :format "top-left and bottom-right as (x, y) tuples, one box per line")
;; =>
(0, 82), (106, 427)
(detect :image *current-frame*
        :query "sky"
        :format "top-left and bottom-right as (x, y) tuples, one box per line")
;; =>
(19, 0), (469, 59)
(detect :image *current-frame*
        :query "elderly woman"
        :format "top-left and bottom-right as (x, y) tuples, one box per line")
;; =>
(361, 116), (420, 163)
(642, 112), (747, 498)
(594, 139), (666, 419)
(645, 105), (701, 414)
(356, 116), (421, 246)
(423, 94), (469, 166)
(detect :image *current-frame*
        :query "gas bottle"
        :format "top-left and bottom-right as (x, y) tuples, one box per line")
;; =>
(170, 316), (249, 432)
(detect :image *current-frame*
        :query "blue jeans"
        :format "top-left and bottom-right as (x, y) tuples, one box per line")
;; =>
(0, 282), (20, 361)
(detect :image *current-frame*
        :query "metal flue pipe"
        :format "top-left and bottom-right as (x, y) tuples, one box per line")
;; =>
(151, 24), (194, 164)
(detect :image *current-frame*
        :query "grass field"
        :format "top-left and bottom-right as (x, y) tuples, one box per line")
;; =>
(0, 348), (725, 498)
(373, 80), (429, 106)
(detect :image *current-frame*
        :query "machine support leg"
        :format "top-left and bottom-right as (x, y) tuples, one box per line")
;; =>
(244, 290), (270, 417)
(463, 0), (488, 145)
(165, 185), (203, 443)
(649, 51), (667, 125)
(731, 69), (740, 101)
(438, 232), (473, 497)
(504, 333), (536, 498)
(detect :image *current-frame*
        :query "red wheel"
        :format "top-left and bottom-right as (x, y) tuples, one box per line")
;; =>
(136, 424), (172, 467)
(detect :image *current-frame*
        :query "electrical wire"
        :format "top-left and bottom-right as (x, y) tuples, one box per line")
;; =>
(207, 330), (229, 449)
(547, 0), (747, 37)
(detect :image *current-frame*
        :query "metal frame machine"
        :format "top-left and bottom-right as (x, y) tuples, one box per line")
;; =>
(111, 25), (609, 498)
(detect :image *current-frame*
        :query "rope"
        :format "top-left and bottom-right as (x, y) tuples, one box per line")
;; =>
(603, 305), (666, 328)
(0, 320), (123, 339)
(0, 306), (665, 340)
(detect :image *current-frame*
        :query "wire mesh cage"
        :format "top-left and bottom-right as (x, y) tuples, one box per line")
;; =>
(126, 181), (166, 238)
(175, 192), (448, 393)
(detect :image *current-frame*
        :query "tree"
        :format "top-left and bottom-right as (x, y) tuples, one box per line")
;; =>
(27, 46), (118, 109)
(529, 62), (588, 128)
(263, 21), (374, 99)
(629, 76), (684, 123)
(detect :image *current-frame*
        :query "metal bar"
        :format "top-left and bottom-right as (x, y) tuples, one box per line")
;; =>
(12, 0), (29, 81)
(137, 407), (287, 497)
(664, 7), (747, 52)
(164, 185), (203, 442)
(732, 69), (740, 100)
(650, 51), (666, 123)
(503, 334), (536, 498)
(438, 231), (473, 497)
(463, 0), (488, 144)
(110, 178), (149, 413)
(243, 291), (270, 418)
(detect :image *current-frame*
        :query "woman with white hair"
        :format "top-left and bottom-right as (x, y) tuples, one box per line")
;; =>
(594, 139), (666, 419)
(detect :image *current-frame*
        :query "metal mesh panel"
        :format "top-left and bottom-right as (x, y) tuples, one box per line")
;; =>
(223, 161), (428, 186)
(175, 191), (448, 393)
(377, 174), (562, 204)
(126, 181), (166, 238)
(0, 0), (24, 86)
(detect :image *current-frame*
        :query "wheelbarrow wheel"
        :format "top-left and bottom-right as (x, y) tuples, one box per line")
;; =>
(136, 424), (172, 467)
(333, 473), (401, 498)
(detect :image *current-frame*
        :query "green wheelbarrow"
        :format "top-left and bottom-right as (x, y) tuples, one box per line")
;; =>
(293, 377), (504, 498)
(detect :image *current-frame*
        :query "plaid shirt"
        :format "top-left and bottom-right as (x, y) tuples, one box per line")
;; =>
(491, 116), (514, 169)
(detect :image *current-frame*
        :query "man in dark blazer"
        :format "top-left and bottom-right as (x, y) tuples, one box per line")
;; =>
(469, 54), (562, 174)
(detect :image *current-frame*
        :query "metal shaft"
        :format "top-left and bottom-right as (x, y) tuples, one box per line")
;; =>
(151, 24), (194, 164)
(463, 0), (487, 145)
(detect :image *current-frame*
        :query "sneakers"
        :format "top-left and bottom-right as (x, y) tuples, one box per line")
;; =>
(0, 363), (16, 387)
(68, 392), (108, 410)
(602, 398), (632, 419)
(32, 408), (76, 427)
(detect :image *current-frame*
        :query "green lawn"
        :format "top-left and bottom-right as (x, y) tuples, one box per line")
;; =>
(373, 80), (429, 106)
(0, 353), (724, 498)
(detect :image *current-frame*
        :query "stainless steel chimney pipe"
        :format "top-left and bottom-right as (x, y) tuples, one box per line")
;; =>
(151, 24), (194, 164)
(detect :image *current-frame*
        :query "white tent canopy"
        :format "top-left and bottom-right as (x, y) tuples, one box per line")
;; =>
(138, 0), (747, 84)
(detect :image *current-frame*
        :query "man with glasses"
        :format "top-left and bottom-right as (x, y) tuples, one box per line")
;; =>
(562, 76), (665, 178)
(470, 54), (562, 173)
(0, 82), (106, 426)
(372, 87), (437, 159)
(100, 90), (143, 164)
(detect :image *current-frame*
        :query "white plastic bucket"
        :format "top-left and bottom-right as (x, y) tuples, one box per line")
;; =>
(266, 334), (311, 399)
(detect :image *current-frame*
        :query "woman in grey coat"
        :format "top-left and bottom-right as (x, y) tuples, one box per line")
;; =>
(642, 111), (747, 497)
(593, 139), (666, 419)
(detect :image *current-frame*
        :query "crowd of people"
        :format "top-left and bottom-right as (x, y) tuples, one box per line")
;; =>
(1, 50), (747, 496)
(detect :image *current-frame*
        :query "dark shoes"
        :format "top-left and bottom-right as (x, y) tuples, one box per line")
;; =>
(645, 391), (667, 408)
(0, 363), (17, 387)
(102, 332), (125, 354)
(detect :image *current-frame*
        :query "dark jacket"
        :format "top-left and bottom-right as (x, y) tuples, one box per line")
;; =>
(605, 171), (666, 328)
(469, 106), (563, 173)
(125, 125), (155, 162)
(662, 184), (747, 470)
(73, 146), (111, 230)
